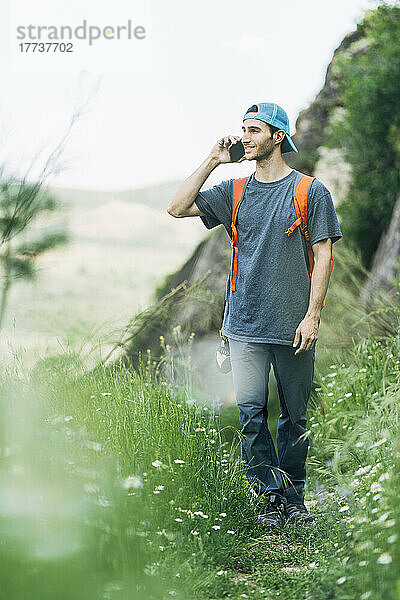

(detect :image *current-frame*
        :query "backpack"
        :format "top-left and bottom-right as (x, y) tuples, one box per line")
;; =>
(215, 172), (334, 373)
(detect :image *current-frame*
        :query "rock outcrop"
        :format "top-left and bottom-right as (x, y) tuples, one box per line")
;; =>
(287, 27), (368, 205)
(360, 193), (400, 309)
(123, 226), (231, 366)
(287, 27), (366, 173)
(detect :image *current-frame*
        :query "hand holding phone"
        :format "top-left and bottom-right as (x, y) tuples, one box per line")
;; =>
(229, 140), (245, 162)
(210, 136), (246, 165)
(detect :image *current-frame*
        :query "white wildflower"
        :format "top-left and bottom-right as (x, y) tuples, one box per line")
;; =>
(377, 552), (392, 565)
(385, 520), (396, 528)
(123, 475), (143, 489)
(370, 482), (383, 493)
(355, 465), (372, 476)
(373, 438), (387, 447)
(376, 512), (389, 524)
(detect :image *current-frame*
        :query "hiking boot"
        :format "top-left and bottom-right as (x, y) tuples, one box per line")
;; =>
(256, 493), (287, 530)
(285, 501), (317, 525)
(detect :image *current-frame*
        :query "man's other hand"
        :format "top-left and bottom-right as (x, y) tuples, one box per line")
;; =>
(293, 315), (319, 355)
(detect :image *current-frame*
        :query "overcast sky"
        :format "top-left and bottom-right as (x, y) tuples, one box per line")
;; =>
(0, 0), (381, 191)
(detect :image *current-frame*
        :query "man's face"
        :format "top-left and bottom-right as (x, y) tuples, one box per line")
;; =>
(241, 118), (278, 160)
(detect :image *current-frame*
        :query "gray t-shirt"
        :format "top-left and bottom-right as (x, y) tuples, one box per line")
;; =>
(194, 169), (342, 345)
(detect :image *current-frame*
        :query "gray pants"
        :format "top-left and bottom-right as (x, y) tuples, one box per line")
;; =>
(229, 338), (316, 504)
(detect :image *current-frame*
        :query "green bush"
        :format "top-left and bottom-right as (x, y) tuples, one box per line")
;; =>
(327, 3), (400, 270)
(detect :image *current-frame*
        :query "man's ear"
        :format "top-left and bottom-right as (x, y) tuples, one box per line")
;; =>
(276, 130), (286, 144)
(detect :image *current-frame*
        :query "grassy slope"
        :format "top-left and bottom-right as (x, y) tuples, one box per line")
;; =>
(1, 182), (399, 598)
(0, 305), (399, 599)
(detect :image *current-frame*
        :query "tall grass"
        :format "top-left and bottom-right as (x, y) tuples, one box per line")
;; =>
(307, 334), (400, 599)
(1, 324), (399, 599)
(0, 348), (258, 600)
(1, 242), (400, 598)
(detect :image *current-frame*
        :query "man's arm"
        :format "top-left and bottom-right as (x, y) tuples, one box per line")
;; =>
(167, 135), (243, 218)
(293, 238), (333, 354)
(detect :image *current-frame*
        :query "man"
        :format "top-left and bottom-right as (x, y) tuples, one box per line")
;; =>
(167, 102), (342, 529)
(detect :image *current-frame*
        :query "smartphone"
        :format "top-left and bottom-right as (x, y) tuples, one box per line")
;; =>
(229, 140), (245, 162)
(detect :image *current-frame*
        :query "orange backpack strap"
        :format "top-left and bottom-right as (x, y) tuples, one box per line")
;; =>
(285, 173), (334, 310)
(287, 174), (315, 273)
(230, 176), (251, 291)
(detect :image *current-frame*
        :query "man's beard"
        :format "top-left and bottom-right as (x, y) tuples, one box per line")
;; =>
(254, 138), (275, 161)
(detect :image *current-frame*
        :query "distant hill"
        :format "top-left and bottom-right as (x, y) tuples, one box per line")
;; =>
(1, 180), (206, 369)
(52, 180), (184, 211)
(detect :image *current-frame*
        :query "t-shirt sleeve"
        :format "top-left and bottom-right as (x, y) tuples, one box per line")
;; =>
(307, 179), (343, 246)
(194, 179), (233, 233)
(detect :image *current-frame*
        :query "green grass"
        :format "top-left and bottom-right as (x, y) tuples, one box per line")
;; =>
(0, 323), (399, 599)
(0, 234), (399, 599)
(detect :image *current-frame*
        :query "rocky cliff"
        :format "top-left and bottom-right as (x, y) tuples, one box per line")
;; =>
(286, 26), (368, 205)
(360, 192), (400, 311)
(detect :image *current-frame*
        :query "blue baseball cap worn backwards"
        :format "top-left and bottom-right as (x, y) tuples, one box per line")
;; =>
(243, 102), (298, 154)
